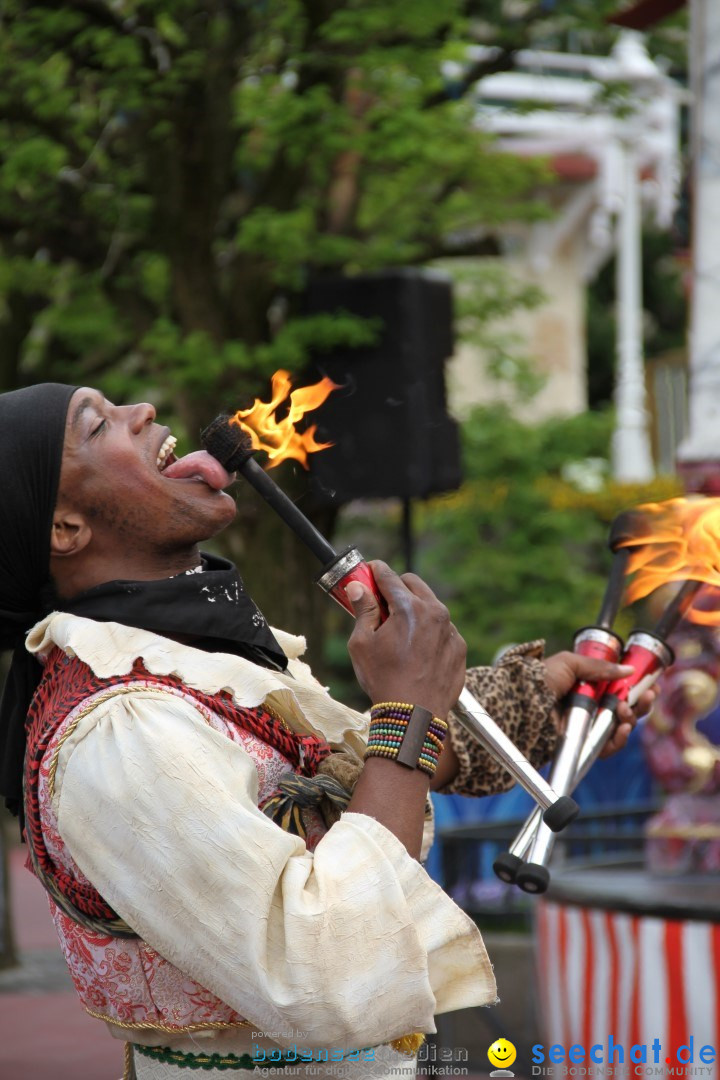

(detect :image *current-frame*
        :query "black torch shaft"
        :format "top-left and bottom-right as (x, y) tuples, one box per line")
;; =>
(596, 509), (647, 629)
(653, 578), (703, 640)
(596, 547), (630, 628)
(240, 457), (337, 566)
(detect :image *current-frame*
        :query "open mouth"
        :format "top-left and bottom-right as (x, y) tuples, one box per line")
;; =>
(155, 430), (234, 490)
(156, 433), (177, 472)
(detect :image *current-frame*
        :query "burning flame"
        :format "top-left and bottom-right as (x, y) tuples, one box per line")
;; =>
(621, 497), (720, 625)
(230, 369), (338, 469)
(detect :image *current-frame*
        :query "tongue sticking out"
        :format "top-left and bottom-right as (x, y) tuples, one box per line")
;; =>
(162, 451), (233, 491)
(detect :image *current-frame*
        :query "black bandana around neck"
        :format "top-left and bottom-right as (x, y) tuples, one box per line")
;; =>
(63, 552), (288, 671)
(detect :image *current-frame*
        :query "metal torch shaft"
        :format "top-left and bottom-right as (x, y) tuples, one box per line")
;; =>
(496, 625), (622, 883)
(516, 543), (629, 864)
(496, 528), (634, 884)
(241, 458), (337, 565)
(508, 672), (654, 865)
(539, 628), (623, 803)
(454, 688), (577, 829)
(521, 628), (623, 867)
(498, 570), (700, 887)
(512, 618), (685, 889)
(526, 701), (593, 841)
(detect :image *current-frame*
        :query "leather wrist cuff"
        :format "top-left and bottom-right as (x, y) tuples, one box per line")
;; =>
(365, 702), (449, 776)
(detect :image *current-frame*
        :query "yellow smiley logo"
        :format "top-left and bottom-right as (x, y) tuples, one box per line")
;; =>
(488, 1039), (517, 1070)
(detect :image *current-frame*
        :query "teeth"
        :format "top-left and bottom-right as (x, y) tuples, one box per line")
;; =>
(156, 434), (177, 470)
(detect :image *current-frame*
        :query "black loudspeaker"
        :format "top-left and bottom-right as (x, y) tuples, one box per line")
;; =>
(303, 269), (462, 504)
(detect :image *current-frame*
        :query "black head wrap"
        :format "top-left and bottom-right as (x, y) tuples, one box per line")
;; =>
(0, 383), (77, 815)
(0, 384), (287, 818)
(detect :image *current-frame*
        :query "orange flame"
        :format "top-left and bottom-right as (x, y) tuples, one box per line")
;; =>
(230, 369), (338, 469)
(621, 497), (720, 625)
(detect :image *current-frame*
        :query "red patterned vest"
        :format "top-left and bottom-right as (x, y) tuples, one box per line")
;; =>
(23, 646), (331, 1034)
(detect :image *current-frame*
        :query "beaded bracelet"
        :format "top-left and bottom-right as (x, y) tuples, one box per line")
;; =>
(365, 702), (449, 777)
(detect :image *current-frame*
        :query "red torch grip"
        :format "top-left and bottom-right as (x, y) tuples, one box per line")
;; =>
(571, 627), (624, 701)
(316, 546), (389, 622)
(334, 562), (390, 621)
(600, 631), (674, 707)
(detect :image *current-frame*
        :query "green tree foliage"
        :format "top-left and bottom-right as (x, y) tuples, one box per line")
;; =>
(0, 0), (550, 648)
(0, 0), (545, 406)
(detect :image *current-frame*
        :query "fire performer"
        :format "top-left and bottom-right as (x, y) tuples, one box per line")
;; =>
(0, 384), (646, 1080)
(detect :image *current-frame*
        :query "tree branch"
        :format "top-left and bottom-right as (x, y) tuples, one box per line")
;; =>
(422, 50), (517, 109)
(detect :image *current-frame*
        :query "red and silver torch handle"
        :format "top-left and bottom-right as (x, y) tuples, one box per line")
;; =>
(505, 580), (701, 893)
(317, 546), (578, 832)
(511, 629), (674, 893)
(493, 625), (623, 884)
(493, 511), (648, 886)
(495, 656), (661, 890)
(316, 546), (390, 618)
(572, 579), (701, 788)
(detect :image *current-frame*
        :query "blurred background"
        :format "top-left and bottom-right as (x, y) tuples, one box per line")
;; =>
(1, 1), (719, 1077)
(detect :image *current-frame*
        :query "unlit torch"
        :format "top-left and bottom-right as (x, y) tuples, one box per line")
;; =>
(202, 414), (579, 832)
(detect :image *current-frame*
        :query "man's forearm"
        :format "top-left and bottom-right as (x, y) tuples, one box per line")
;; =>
(347, 757), (431, 859)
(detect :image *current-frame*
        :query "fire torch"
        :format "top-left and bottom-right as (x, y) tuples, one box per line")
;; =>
(201, 407), (578, 832)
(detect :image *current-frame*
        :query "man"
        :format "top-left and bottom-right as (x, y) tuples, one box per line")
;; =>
(0, 384), (642, 1080)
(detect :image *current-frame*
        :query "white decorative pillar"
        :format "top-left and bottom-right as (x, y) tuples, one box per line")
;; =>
(676, 0), (720, 488)
(612, 140), (655, 481)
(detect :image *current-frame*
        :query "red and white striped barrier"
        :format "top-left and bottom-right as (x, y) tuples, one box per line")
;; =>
(535, 901), (720, 1075)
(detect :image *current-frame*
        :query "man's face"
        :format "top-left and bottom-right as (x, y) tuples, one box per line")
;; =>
(58, 387), (237, 560)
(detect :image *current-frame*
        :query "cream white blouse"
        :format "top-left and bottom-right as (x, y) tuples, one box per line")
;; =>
(27, 613), (496, 1067)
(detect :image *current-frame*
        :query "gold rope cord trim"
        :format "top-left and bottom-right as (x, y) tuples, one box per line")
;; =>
(134, 1045), (263, 1068)
(93, 1006), (422, 1059)
(390, 1033), (425, 1057)
(124, 1040), (135, 1080)
(84, 1006), (252, 1033)
(262, 700), (292, 732)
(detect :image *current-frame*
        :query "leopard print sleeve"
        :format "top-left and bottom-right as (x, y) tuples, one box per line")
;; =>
(439, 640), (559, 798)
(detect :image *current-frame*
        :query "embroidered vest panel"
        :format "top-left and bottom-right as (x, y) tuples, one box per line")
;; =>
(24, 648), (330, 1034)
